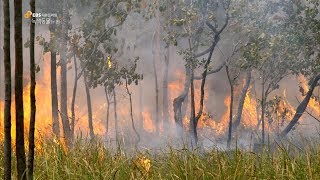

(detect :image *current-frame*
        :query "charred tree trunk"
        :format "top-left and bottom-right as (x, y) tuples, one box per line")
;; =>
(280, 74), (320, 138)
(226, 66), (234, 149)
(163, 46), (170, 131)
(27, 0), (36, 178)
(49, 22), (60, 137)
(60, 0), (72, 145)
(83, 72), (94, 139)
(189, 62), (197, 146)
(233, 71), (251, 130)
(125, 76), (140, 148)
(70, 54), (78, 138)
(14, 0), (27, 178)
(3, 0), (12, 178)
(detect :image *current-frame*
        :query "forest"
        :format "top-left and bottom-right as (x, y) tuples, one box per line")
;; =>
(0, 0), (320, 179)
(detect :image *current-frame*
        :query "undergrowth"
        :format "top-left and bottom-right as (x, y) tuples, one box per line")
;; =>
(0, 138), (320, 179)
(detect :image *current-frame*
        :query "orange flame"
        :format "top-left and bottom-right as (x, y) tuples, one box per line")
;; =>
(142, 109), (155, 133)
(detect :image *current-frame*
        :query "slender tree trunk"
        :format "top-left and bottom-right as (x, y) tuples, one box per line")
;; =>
(27, 0), (36, 178)
(162, 0), (173, 132)
(193, 19), (229, 135)
(14, 0), (27, 178)
(261, 80), (266, 144)
(163, 46), (170, 131)
(83, 73), (94, 139)
(113, 88), (119, 143)
(60, 0), (72, 145)
(233, 71), (251, 131)
(189, 63), (197, 146)
(49, 22), (60, 137)
(280, 74), (320, 137)
(3, 0), (12, 178)
(70, 54), (78, 138)
(125, 76), (140, 148)
(253, 79), (261, 131)
(152, 32), (160, 135)
(172, 24), (204, 140)
(154, 0), (163, 135)
(188, 39), (197, 146)
(104, 87), (110, 136)
(226, 66), (234, 149)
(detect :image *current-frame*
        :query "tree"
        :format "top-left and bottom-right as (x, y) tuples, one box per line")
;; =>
(49, 20), (60, 138)
(207, 40), (244, 149)
(232, 0), (303, 143)
(3, 0), (12, 178)
(232, 70), (251, 131)
(14, 0), (27, 178)
(36, 0), (94, 139)
(140, 0), (177, 134)
(124, 67), (141, 148)
(189, 1), (230, 145)
(280, 74), (320, 137)
(36, 0), (63, 138)
(139, 0), (181, 136)
(78, 0), (142, 144)
(27, 0), (36, 178)
(83, 68), (94, 139)
(167, 0), (230, 144)
(68, 30), (94, 139)
(113, 87), (119, 144)
(224, 44), (242, 148)
(243, 33), (296, 143)
(151, 32), (160, 135)
(70, 53), (79, 138)
(104, 87), (111, 137)
(60, 0), (72, 145)
(278, 0), (320, 137)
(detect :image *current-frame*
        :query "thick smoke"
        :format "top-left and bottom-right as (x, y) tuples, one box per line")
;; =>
(0, 1), (319, 152)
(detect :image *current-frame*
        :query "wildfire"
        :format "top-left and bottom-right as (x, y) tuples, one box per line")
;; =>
(168, 70), (261, 136)
(0, 53), (107, 143)
(142, 109), (155, 133)
(0, 52), (317, 146)
(242, 90), (258, 128)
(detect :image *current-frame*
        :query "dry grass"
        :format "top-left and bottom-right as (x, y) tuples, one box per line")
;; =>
(0, 137), (320, 179)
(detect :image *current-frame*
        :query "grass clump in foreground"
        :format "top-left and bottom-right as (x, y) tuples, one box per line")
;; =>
(1, 138), (320, 179)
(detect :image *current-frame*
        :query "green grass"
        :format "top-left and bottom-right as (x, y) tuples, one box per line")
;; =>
(1, 138), (320, 179)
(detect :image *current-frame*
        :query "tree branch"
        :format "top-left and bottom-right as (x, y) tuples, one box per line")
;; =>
(295, 96), (320, 123)
(193, 61), (226, 80)
(194, 10), (230, 124)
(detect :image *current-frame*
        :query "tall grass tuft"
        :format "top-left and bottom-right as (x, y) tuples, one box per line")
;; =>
(1, 137), (320, 179)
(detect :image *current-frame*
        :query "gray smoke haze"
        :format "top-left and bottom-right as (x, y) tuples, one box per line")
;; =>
(0, 1), (319, 152)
